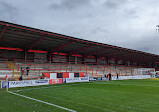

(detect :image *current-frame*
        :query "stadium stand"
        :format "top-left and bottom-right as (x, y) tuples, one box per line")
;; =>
(0, 20), (158, 80)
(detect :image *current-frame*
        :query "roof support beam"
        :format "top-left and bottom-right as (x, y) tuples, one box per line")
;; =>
(50, 40), (76, 53)
(69, 45), (95, 56)
(27, 35), (48, 50)
(0, 25), (7, 41)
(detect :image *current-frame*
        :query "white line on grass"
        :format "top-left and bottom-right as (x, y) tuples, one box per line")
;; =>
(11, 84), (115, 112)
(12, 84), (80, 92)
(90, 82), (159, 87)
(8, 91), (76, 112)
(23, 90), (115, 112)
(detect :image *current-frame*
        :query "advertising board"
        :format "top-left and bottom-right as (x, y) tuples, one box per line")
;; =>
(7, 79), (49, 88)
(63, 78), (66, 83)
(111, 75), (151, 80)
(102, 78), (107, 80)
(49, 79), (63, 84)
(89, 77), (97, 81)
(1, 81), (9, 89)
(66, 77), (89, 83)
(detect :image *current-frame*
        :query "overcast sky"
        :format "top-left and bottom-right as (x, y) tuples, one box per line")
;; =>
(0, 0), (159, 54)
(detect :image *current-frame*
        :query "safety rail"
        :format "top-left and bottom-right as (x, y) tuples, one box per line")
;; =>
(17, 63), (117, 75)
(13, 59), (99, 65)
(0, 62), (146, 74)
(21, 68), (102, 76)
(0, 69), (14, 77)
(20, 67), (141, 77)
(0, 58), (8, 61)
(0, 61), (155, 79)
(0, 76), (41, 80)
(0, 58), (151, 68)
(16, 63), (140, 71)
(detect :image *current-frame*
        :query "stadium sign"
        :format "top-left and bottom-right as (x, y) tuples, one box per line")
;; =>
(2, 79), (49, 88)
(1, 81), (9, 89)
(66, 77), (89, 83)
(89, 77), (97, 81)
(102, 78), (107, 80)
(111, 75), (151, 80)
(49, 79), (63, 84)
(81, 77), (89, 80)
(35, 80), (48, 83)
(10, 80), (33, 85)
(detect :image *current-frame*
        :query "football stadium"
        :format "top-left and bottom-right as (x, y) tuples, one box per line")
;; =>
(1, 21), (159, 112)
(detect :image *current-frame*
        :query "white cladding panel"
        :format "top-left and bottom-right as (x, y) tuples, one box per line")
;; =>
(69, 73), (74, 78)
(50, 73), (57, 79)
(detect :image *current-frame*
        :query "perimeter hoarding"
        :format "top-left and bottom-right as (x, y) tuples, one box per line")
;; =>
(1, 79), (49, 88)
(66, 77), (89, 83)
(1, 81), (9, 89)
(111, 75), (151, 80)
(49, 79), (63, 84)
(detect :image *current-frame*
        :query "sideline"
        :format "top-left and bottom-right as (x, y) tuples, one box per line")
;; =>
(91, 82), (159, 87)
(12, 83), (80, 92)
(8, 91), (76, 112)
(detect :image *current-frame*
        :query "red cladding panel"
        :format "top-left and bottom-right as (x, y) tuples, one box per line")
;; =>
(52, 52), (58, 54)
(79, 72), (84, 77)
(72, 54), (82, 57)
(52, 52), (67, 55)
(59, 52), (67, 56)
(49, 79), (63, 84)
(63, 72), (69, 78)
(28, 50), (48, 53)
(0, 47), (23, 51)
(42, 73), (50, 78)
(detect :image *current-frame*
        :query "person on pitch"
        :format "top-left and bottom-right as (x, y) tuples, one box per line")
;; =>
(21, 67), (24, 76)
(26, 66), (30, 76)
(117, 73), (119, 79)
(19, 76), (23, 81)
(108, 73), (112, 81)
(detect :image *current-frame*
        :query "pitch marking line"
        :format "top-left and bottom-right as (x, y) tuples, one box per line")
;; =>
(8, 91), (76, 112)
(13, 84), (80, 92)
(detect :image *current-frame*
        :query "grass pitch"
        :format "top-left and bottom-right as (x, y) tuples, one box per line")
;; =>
(1, 79), (159, 112)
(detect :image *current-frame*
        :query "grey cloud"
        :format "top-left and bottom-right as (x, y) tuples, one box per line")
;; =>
(0, 0), (159, 55)
(92, 27), (109, 34)
(103, 0), (128, 9)
(50, 0), (92, 10)
(0, 1), (18, 22)
(123, 8), (140, 18)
